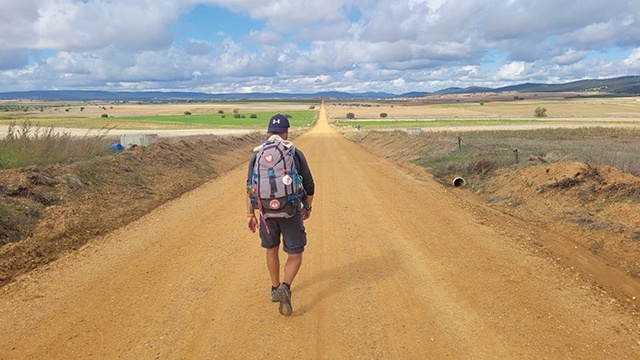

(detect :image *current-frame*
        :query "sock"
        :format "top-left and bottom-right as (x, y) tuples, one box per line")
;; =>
(283, 282), (291, 290)
(272, 285), (279, 291)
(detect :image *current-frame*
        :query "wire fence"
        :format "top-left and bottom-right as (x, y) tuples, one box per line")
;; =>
(456, 136), (521, 163)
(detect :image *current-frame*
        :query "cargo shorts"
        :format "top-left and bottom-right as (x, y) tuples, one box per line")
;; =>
(259, 213), (307, 254)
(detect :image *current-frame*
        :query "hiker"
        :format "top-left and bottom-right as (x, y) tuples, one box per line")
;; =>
(246, 114), (315, 316)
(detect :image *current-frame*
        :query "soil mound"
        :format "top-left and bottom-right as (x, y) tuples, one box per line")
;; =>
(485, 161), (640, 277)
(0, 134), (263, 286)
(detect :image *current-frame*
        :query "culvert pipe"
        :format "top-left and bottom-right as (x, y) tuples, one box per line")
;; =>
(453, 177), (466, 187)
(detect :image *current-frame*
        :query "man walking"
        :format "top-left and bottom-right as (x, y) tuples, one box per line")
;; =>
(246, 114), (315, 316)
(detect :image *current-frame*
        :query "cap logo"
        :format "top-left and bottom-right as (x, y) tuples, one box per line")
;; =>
(273, 119), (280, 124)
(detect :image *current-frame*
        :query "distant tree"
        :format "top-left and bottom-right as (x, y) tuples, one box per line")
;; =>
(346, 112), (355, 119)
(380, 113), (388, 118)
(250, 114), (257, 118)
(101, 113), (108, 118)
(218, 110), (224, 114)
(184, 111), (192, 115)
(534, 106), (547, 118)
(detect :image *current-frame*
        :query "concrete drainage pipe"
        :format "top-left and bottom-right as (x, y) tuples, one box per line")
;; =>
(453, 177), (466, 187)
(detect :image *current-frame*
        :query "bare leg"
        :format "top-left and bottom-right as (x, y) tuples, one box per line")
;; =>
(266, 247), (280, 287)
(283, 253), (302, 285)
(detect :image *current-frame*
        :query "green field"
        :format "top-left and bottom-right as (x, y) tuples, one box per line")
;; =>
(104, 111), (316, 129)
(0, 110), (317, 130)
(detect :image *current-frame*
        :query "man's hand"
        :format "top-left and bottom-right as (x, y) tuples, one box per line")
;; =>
(301, 208), (312, 221)
(247, 216), (258, 233)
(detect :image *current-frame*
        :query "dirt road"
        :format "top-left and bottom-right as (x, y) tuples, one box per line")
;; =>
(1, 104), (639, 359)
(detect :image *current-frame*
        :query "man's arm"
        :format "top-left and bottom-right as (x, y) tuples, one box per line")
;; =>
(295, 149), (315, 220)
(246, 195), (258, 232)
(301, 194), (313, 220)
(295, 150), (315, 196)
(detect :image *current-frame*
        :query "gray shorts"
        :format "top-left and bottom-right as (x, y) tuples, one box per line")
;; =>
(259, 213), (307, 254)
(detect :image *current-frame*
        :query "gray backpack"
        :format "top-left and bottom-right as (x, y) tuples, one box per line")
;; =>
(250, 140), (304, 219)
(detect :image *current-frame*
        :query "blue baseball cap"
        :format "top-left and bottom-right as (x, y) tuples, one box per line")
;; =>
(267, 114), (290, 133)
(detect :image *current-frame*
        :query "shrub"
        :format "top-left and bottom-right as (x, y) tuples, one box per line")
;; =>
(534, 107), (547, 118)
(101, 113), (108, 118)
(346, 112), (355, 119)
(184, 111), (192, 115)
(380, 113), (388, 118)
(250, 114), (257, 119)
(218, 110), (224, 114)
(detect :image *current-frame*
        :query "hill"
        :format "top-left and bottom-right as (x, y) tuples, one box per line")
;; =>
(0, 76), (638, 101)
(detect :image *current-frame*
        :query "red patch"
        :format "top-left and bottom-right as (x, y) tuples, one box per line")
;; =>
(265, 154), (274, 163)
(269, 199), (280, 209)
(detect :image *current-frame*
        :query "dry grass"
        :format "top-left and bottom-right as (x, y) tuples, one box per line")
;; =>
(0, 120), (114, 169)
(326, 96), (640, 121)
(332, 96), (640, 191)
(346, 126), (640, 193)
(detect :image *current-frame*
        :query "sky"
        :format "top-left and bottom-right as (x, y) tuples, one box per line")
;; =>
(0, 0), (639, 94)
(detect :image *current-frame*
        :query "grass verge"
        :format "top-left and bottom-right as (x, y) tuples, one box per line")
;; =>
(347, 126), (640, 191)
(0, 120), (114, 170)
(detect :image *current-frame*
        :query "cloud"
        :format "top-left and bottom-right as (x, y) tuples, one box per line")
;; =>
(496, 61), (528, 81)
(624, 48), (640, 69)
(551, 49), (589, 65)
(1, 0), (182, 52)
(0, 50), (30, 70)
(185, 40), (213, 56)
(0, 0), (638, 93)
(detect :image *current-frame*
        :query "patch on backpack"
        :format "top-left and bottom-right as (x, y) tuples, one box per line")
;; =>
(269, 199), (281, 209)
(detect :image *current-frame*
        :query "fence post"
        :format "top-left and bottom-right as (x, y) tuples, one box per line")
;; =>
(514, 149), (519, 164)
(458, 137), (462, 150)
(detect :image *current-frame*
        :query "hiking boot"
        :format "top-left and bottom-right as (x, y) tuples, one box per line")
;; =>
(271, 287), (280, 302)
(277, 284), (292, 316)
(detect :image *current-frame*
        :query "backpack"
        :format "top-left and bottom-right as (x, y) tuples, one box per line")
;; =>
(249, 139), (304, 219)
